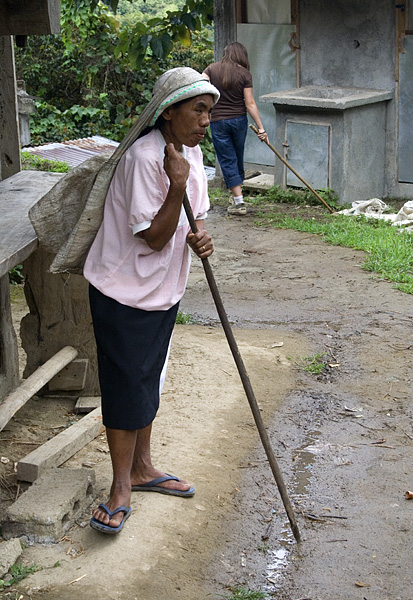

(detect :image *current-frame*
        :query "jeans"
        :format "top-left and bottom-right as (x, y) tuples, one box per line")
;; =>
(210, 115), (248, 189)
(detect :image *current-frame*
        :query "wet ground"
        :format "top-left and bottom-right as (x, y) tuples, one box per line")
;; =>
(183, 201), (413, 599)
(2, 199), (413, 599)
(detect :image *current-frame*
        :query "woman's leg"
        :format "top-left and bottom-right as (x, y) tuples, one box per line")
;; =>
(129, 422), (192, 492)
(91, 427), (136, 527)
(210, 119), (243, 190)
(92, 420), (192, 528)
(230, 115), (248, 185)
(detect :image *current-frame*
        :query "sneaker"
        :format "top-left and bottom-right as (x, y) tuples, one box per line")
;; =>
(227, 202), (247, 215)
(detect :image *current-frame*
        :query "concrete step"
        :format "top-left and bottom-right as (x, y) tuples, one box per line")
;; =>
(243, 173), (274, 192)
(1, 467), (95, 544)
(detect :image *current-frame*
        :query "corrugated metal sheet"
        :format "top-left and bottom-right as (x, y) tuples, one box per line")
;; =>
(24, 135), (119, 168)
(25, 134), (216, 179)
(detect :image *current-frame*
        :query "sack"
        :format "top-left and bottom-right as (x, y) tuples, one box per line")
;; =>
(29, 153), (113, 274)
(29, 67), (219, 274)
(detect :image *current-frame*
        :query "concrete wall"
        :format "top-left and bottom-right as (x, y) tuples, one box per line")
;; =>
(299, 0), (395, 90)
(298, 0), (405, 199)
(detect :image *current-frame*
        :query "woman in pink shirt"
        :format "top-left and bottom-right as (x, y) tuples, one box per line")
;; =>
(86, 68), (220, 535)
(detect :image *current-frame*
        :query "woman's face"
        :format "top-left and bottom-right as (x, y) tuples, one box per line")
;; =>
(161, 94), (214, 150)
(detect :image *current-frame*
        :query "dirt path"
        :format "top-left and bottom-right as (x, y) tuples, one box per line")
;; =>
(3, 202), (413, 599)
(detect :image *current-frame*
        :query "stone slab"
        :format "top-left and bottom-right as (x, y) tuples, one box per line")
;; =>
(260, 86), (393, 110)
(1, 468), (95, 544)
(243, 173), (274, 192)
(48, 358), (89, 391)
(0, 538), (22, 578)
(74, 396), (101, 414)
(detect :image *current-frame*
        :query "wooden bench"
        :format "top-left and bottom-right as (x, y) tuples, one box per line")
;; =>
(0, 170), (64, 399)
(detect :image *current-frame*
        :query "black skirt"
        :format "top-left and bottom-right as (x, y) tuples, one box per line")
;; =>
(89, 285), (179, 430)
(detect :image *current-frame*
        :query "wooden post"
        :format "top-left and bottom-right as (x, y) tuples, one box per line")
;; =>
(214, 0), (237, 61)
(0, 346), (78, 432)
(0, 275), (19, 399)
(0, 36), (21, 181)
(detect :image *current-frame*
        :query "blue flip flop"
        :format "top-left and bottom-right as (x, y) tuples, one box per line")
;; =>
(90, 504), (132, 535)
(131, 474), (195, 497)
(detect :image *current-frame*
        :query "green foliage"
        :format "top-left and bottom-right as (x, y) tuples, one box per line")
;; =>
(114, 0), (213, 68)
(199, 127), (216, 166)
(15, 0), (214, 148)
(28, 101), (117, 144)
(117, 0), (181, 26)
(21, 151), (70, 173)
(8, 264), (24, 285)
(175, 311), (193, 324)
(0, 563), (41, 591)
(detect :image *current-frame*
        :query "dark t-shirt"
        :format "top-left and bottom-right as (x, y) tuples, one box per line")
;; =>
(203, 62), (253, 122)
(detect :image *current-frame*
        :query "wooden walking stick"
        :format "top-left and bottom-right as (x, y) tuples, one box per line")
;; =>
(183, 193), (301, 543)
(249, 124), (334, 214)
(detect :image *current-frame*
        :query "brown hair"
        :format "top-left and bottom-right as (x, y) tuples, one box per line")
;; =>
(219, 42), (250, 90)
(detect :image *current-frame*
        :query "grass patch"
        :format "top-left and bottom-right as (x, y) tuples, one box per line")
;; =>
(21, 151), (70, 173)
(175, 311), (193, 324)
(9, 284), (25, 304)
(256, 207), (413, 294)
(0, 563), (41, 592)
(300, 352), (327, 375)
(208, 186), (231, 208)
(207, 182), (413, 293)
(249, 185), (340, 210)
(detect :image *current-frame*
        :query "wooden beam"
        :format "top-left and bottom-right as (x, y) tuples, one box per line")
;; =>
(0, 346), (78, 432)
(0, 0), (61, 36)
(17, 406), (103, 482)
(235, 0), (246, 23)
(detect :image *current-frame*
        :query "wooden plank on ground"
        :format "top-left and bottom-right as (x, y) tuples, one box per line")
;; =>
(0, 346), (78, 432)
(17, 406), (103, 482)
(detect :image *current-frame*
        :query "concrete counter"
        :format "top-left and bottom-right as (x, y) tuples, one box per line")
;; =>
(260, 86), (393, 204)
(260, 85), (393, 111)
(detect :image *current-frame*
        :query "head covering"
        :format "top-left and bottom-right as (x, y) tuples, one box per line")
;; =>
(29, 67), (219, 274)
(150, 67), (220, 125)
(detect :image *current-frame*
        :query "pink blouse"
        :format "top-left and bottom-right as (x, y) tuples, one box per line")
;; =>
(84, 129), (209, 311)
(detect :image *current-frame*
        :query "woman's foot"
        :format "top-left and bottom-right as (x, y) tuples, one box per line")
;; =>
(91, 488), (132, 528)
(131, 469), (194, 495)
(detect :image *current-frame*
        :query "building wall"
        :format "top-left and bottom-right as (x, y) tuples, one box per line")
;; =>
(299, 0), (395, 90)
(298, 0), (406, 198)
(238, 23), (297, 166)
